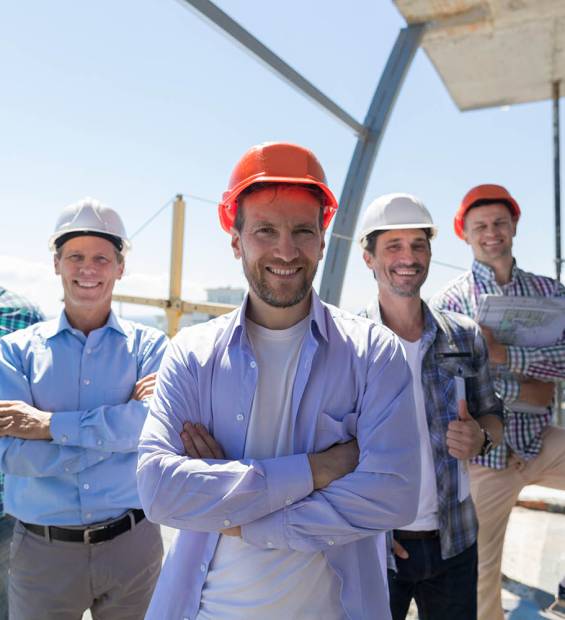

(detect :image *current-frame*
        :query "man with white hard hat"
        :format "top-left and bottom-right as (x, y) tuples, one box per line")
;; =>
(0, 198), (167, 619)
(358, 193), (503, 620)
(137, 142), (420, 620)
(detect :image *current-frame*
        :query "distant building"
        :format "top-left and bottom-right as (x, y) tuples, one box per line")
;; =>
(206, 287), (245, 306)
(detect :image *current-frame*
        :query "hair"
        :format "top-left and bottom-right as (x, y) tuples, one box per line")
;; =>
(362, 227), (433, 255)
(234, 182), (326, 232)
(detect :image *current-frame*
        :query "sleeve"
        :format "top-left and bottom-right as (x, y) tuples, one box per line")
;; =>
(49, 331), (168, 452)
(241, 334), (421, 552)
(505, 342), (565, 381)
(0, 338), (107, 477)
(493, 376), (520, 404)
(137, 337), (314, 532)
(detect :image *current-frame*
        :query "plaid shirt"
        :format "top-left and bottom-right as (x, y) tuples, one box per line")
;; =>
(361, 300), (502, 559)
(430, 259), (565, 469)
(0, 287), (44, 516)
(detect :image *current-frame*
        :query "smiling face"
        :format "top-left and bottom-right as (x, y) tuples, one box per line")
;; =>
(230, 185), (325, 327)
(54, 235), (124, 326)
(364, 228), (430, 299)
(462, 202), (516, 265)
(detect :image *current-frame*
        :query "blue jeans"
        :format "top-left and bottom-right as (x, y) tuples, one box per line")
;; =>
(388, 538), (477, 620)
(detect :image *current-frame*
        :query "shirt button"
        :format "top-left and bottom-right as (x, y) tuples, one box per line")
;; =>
(64, 467), (70, 473)
(267, 541), (273, 548)
(200, 564), (206, 572)
(236, 414), (244, 422)
(98, 456), (105, 462)
(97, 440), (103, 446)
(328, 539), (335, 546)
(85, 512), (92, 519)
(83, 483), (90, 490)
(223, 519), (231, 527)
(86, 348), (92, 354)
(249, 361), (256, 369)
(83, 379), (91, 385)
(285, 498), (292, 506)
(61, 435), (68, 443)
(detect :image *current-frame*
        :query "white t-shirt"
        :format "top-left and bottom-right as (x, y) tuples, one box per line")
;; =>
(197, 317), (344, 620)
(399, 337), (439, 531)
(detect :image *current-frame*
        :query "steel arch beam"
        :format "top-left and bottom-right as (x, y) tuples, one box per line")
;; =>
(178, 0), (364, 136)
(319, 24), (424, 305)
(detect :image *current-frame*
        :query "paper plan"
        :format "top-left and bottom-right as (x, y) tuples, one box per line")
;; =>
(476, 295), (565, 347)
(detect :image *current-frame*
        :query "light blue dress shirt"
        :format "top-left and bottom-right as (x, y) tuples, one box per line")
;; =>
(0, 311), (167, 526)
(138, 292), (420, 620)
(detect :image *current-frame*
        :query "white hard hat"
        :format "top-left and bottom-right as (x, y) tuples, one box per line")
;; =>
(48, 197), (131, 253)
(358, 193), (437, 247)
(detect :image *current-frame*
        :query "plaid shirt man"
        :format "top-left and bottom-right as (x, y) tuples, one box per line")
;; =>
(361, 300), (502, 559)
(430, 259), (565, 469)
(0, 286), (44, 515)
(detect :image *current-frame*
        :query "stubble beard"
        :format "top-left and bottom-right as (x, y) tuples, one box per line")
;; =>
(241, 253), (317, 309)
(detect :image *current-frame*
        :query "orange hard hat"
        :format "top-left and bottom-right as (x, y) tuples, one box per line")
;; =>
(454, 184), (521, 239)
(218, 142), (338, 233)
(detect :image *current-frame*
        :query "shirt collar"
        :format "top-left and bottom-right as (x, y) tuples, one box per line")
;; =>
(43, 309), (127, 340)
(227, 289), (329, 348)
(471, 258), (519, 284)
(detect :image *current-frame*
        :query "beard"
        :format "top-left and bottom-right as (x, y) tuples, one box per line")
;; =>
(383, 262), (428, 298)
(241, 253), (318, 309)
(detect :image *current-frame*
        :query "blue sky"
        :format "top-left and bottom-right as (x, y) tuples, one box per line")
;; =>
(1, 0), (561, 317)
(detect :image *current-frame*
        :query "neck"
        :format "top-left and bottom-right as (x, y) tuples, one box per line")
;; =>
(378, 291), (424, 342)
(246, 290), (312, 330)
(64, 303), (111, 336)
(478, 255), (513, 285)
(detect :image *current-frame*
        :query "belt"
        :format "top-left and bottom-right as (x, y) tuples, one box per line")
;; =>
(20, 509), (145, 544)
(394, 529), (439, 540)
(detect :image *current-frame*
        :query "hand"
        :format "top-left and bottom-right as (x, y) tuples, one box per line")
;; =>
(446, 400), (484, 460)
(220, 526), (241, 537)
(308, 439), (359, 490)
(130, 372), (157, 401)
(392, 539), (409, 560)
(0, 401), (52, 440)
(480, 326), (508, 365)
(519, 378), (554, 407)
(181, 422), (225, 459)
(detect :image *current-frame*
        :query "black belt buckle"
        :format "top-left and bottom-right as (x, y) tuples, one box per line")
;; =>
(83, 522), (109, 544)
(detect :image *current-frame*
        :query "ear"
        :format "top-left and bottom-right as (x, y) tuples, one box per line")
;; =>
(318, 236), (325, 261)
(230, 228), (242, 259)
(511, 218), (518, 238)
(116, 260), (125, 280)
(54, 253), (61, 275)
(362, 250), (376, 271)
(461, 226), (471, 246)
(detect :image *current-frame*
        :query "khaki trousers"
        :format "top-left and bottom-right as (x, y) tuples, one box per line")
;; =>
(9, 516), (163, 620)
(470, 425), (565, 620)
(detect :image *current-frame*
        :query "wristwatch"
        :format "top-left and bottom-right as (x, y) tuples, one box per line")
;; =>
(479, 427), (494, 457)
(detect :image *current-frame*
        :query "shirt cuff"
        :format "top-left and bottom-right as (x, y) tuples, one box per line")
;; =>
(49, 411), (81, 446)
(241, 510), (286, 550)
(506, 345), (540, 374)
(260, 453), (313, 514)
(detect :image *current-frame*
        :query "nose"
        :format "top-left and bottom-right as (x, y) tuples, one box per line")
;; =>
(273, 231), (299, 262)
(78, 260), (97, 274)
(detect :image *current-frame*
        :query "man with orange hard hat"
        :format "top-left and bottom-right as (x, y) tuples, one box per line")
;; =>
(138, 142), (421, 620)
(431, 184), (565, 620)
